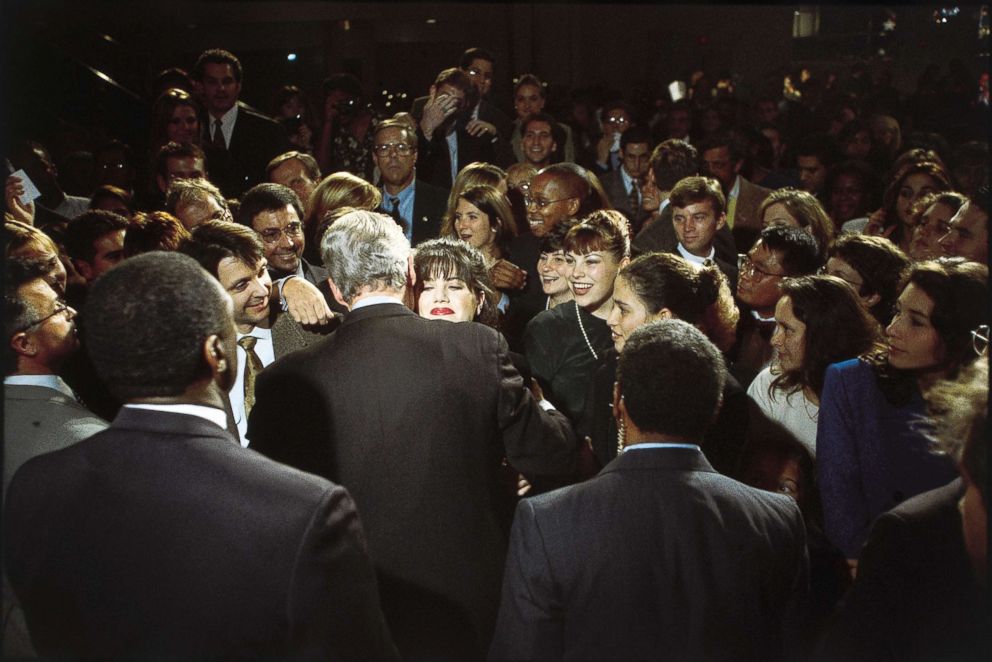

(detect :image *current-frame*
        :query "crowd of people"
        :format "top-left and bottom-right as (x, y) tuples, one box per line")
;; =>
(3, 41), (989, 660)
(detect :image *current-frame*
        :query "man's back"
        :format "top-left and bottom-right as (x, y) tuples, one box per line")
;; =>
(249, 302), (576, 657)
(4, 408), (394, 660)
(491, 448), (807, 661)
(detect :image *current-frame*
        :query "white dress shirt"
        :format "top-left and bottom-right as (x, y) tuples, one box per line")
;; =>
(231, 326), (275, 446)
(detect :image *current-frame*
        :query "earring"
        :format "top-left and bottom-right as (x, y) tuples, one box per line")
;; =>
(615, 418), (626, 457)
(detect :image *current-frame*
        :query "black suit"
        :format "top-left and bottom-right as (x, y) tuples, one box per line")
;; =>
(600, 168), (644, 231)
(490, 447), (808, 660)
(411, 97), (513, 145)
(817, 478), (990, 662)
(3, 407), (396, 659)
(379, 178), (449, 247)
(204, 102), (290, 199)
(248, 302), (577, 658)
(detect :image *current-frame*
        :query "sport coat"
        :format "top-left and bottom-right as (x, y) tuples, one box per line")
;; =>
(490, 447), (808, 661)
(204, 102), (291, 199)
(729, 176), (772, 253)
(248, 302), (577, 658)
(3, 407), (396, 659)
(600, 168), (642, 227)
(3, 383), (108, 494)
(632, 202), (738, 265)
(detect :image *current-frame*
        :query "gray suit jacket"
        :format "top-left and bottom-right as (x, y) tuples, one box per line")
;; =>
(3, 384), (108, 494)
(600, 168), (641, 227)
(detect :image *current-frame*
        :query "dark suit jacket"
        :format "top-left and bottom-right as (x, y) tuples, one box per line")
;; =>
(378, 178), (449, 247)
(248, 302), (577, 659)
(412, 97), (513, 144)
(415, 122), (513, 190)
(600, 168), (647, 232)
(729, 176), (772, 253)
(817, 479), (989, 661)
(3, 407), (396, 660)
(490, 447), (808, 661)
(204, 102), (290, 199)
(633, 202), (738, 265)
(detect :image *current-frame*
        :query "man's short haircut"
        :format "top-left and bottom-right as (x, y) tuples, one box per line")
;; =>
(617, 319), (726, 439)
(322, 73), (362, 98)
(520, 112), (559, 138)
(650, 139), (699, 192)
(620, 126), (651, 152)
(192, 48), (242, 83)
(89, 185), (133, 212)
(433, 67), (474, 97)
(514, 74), (545, 97)
(166, 178), (228, 217)
(178, 219), (265, 279)
(827, 233), (909, 322)
(537, 162), (609, 218)
(4, 258), (51, 374)
(460, 47), (495, 70)
(321, 210), (410, 301)
(265, 151), (321, 182)
(758, 224), (822, 276)
(84, 252), (230, 400)
(124, 211), (191, 257)
(372, 119), (418, 147)
(669, 176), (726, 216)
(63, 210), (129, 263)
(795, 132), (840, 166)
(238, 183), (304, 230)
(155, 141), (207, 179)
(697, 131), (745, 163)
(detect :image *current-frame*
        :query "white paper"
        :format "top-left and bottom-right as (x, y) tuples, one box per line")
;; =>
(669, 81), (687, 102)
(10, 169), (41, 207)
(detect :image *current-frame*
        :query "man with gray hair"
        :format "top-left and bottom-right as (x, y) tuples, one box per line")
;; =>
(165, 177), (233, 230)
(248, 209), (577, 660)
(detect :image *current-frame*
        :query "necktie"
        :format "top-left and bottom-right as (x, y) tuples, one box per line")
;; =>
(388, 196), (406, 232)
(212, 119), (226, 151)
(726, 194), (737, 229)
(628, 180), (640, 226)
(238, 336), (264, 418)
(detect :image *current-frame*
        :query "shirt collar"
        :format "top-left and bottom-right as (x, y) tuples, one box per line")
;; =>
(123, 403), (228, 430)
(237, 326), (272, 341)
(383, 180), (415, 204)
(620, 167), (637, 193)
(623, 442), (702, 453)
(4, 374), (76, 400)
(676, 242), (715, 264)
(212, 103), (238, 128)
(352, 294), (405, 310)
(751, 309), (776, 323)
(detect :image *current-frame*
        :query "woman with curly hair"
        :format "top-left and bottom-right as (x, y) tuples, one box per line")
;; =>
(747, 275), (883, 456)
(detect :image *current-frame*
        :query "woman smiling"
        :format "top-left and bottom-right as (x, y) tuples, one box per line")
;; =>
(523, 214), (629, 422)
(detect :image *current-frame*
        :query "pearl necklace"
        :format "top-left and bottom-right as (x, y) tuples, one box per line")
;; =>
(575, 301), (599, 361)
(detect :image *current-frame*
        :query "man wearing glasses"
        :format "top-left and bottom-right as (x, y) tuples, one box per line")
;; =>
(3, 260), (107, 657)
(594, 101), (634, 173)
(731, 224), (821, 388)
(372, 119), (448, 246)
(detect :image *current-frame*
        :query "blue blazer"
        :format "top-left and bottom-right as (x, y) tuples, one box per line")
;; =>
(815, 359), (958, 559)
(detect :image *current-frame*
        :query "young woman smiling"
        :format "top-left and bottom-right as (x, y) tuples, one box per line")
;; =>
(747, 275), (883, 457)
(816, 257), (988, 565)
(523, 213), (629, 422)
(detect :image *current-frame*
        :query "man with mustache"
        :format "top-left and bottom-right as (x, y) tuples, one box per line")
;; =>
(193, 49), (289, 199)
(179, 220), (328, 446)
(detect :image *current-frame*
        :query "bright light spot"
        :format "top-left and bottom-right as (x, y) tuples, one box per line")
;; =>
(287, 53), (297, 61)
(385, 102), (392, 107)
(388, 94), (394, 100)
(95, 70), (112, 83)
(426, 18), (437, 24)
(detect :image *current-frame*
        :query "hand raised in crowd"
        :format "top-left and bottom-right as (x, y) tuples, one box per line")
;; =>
(5, 174), (35, 226)
(281, 276), (335, 326)
(595, 133), (613, 166)
(864, 208), (896, 239)
(489, 259), (526, 291)
(419, 91), (461, 140)
(465, 119), (497, 138)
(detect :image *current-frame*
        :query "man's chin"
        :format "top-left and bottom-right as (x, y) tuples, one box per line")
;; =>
(270, 258), (301, 275)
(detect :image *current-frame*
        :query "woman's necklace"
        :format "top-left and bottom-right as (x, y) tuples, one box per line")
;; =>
(575, 301), (599, 360)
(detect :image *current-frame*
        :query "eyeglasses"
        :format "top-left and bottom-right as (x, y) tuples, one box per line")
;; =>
(738, 254), (785, 281)
(524, 195), (574, 210)
(258, 222), (304, 244)
(373, 142), (415, 157)
(606, 116), (630, 125)
(972, 324), (989, 357)
(15, 301), (72, 334)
